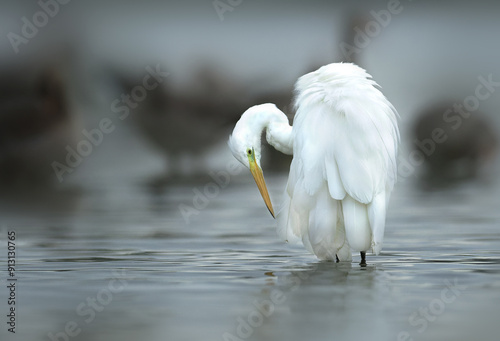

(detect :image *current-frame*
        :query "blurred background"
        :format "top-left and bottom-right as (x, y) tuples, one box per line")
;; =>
(1, 0), (499, 191)
(1, 1), (500, 341)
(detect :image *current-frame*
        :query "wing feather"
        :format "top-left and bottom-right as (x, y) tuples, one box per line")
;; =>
(277, 63), (399, 259)
(307, 186), (339, 260)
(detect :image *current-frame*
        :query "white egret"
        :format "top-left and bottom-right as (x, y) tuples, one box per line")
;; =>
(229, 63), (399, 264)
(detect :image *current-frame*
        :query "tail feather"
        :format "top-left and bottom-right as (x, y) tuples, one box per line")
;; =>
(308, 186), (339, 260)
(277, 183), (352, 261)
(367, 190), (387, 255)
(342, 195), (372, 252)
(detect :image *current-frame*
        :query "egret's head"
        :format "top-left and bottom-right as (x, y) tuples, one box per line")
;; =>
(228, 105), (275, 218)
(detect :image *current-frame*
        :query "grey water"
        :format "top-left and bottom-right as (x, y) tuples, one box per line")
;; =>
(1, 147), (499, 341)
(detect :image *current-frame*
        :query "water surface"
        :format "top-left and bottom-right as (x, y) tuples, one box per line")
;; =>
(1, 168), (499, 341)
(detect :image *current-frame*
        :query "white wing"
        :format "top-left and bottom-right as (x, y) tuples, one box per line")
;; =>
(277, 63), (399, 259)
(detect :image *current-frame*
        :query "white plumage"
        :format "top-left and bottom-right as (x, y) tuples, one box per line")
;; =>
(229, 63), (399, 262)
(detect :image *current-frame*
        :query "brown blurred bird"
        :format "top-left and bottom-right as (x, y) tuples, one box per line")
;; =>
(412, 102), (498, 185)
(110, 13), (370, 178)
(0, 66), (74, 186)
(112, 65), (296, 176)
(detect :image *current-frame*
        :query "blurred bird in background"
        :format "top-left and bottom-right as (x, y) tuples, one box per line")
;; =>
(110, 65), (250, 177)
(111, 63), (300, 181)
(106, 14), (371, 181)
(229, 63), (399, 264)
(412, 102), (498, 187)
(0, 64), (76, 188)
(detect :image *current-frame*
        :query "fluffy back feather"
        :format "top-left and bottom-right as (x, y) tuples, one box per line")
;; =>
(277, 63), (399, 259)
(293, 63), (399, 202)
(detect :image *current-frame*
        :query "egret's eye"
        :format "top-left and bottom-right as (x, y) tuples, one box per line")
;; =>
(247, 148), (252, 156)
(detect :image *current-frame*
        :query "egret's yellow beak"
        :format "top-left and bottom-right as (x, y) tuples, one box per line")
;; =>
(248, 152), (275, 218)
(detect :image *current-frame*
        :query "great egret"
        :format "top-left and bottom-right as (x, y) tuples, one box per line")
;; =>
(229, 63), (399, 263)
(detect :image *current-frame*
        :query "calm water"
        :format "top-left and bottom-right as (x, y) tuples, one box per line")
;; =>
(1, 164), (500, 341)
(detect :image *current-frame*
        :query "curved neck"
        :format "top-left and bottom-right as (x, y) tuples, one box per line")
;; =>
(242, 104), (293, 155)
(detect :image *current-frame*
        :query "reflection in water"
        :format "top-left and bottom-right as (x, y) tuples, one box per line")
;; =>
(246, 262), (394, 341)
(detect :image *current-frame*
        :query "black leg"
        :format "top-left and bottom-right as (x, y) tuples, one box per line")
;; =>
(360, 251), (366, 266)
(336, 254), (340, 263)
